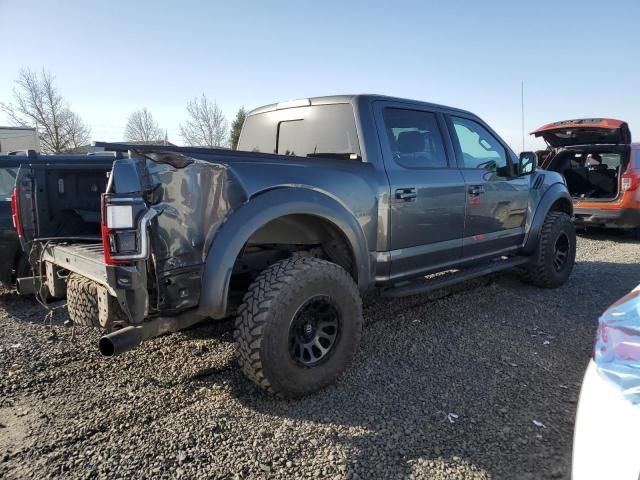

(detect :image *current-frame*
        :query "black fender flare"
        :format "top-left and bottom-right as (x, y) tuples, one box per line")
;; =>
(522, 183), (573, 254)
(198, 187), (371, 318)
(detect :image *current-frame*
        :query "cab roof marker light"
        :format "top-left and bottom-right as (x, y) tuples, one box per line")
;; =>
(276, 98), (311, 110)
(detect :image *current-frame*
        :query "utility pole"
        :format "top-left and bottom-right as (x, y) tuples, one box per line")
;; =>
(521, 81), (525, 153)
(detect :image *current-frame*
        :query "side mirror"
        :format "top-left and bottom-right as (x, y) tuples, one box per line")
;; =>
(518, 151), (537, 175)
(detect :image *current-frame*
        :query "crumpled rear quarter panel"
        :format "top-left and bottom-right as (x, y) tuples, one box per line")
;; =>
(147, 159), (246, 310)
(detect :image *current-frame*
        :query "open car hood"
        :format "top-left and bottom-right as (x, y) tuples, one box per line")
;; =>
(531, 118), (631, 147)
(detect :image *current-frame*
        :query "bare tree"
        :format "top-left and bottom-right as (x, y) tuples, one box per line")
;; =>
(0, 68), (91, 152)
(179, 94), (228, 147)
(65, 111), (92, 150)
(124, 108), (164, 143)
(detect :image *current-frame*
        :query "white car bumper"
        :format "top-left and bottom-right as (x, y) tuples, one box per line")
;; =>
(572, 360), (640, 480)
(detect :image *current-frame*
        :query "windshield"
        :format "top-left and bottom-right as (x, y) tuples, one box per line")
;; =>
(237, 103), (361, 160)
(0, 167), (18, 201)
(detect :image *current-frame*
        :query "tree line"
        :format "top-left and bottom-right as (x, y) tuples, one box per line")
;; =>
(0, 68), (247, 153)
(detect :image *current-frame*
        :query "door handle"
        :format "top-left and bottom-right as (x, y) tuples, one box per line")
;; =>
(468, 185), (485, 196)
(395, 188), (417, 201)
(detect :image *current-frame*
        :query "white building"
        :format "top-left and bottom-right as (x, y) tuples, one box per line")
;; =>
(0, 127), (40, 153)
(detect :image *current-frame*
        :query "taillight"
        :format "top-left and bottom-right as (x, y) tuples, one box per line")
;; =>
(101, 196), (134, 265)
(10, 186), (22, 237)
(621, 171), (639, 192)
(101, 194), (156, 265)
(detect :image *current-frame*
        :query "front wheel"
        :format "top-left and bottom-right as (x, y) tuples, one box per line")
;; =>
(234, 256), (363, 398)
(522, 211), (576, 288)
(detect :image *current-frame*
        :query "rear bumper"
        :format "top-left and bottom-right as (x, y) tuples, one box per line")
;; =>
(573, 207), (640, 229)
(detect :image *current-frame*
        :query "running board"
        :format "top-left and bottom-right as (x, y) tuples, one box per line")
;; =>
(382, 256), (529, 298)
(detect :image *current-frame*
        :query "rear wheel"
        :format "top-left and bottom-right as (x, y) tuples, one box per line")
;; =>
(234, 256), (362, 398)
(522, 211), (576, 288)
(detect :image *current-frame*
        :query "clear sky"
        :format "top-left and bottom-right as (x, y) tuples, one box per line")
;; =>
(1, 0), (639, 151)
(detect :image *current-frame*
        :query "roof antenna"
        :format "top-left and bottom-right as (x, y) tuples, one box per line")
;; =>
(521, 80), (525, 153)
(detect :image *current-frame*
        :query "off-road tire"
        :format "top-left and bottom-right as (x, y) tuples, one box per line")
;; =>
(67, 273), (101, 327)
(522, 211), (576, 288)
(234, 256), (363, 398)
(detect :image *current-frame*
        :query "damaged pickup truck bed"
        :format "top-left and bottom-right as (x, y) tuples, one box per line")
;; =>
(13, 94), (576, 397)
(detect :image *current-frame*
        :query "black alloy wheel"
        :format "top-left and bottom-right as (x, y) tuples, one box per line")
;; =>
(288, 295), (341, 367)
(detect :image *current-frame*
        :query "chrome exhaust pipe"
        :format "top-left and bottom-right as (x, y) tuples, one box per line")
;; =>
(99, 311), (206, 357)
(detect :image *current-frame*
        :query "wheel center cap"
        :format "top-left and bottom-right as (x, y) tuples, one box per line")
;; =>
(303, 322), (314, 339)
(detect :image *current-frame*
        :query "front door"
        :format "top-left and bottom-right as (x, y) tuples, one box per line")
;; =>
(375, 103), (467, 280)
(447, 115), (529, 259)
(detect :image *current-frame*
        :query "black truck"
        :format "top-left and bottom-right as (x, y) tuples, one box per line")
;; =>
(12, 95), (576, 397)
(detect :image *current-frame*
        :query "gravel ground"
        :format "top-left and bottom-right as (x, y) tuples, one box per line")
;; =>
(1, 231), (639, 480)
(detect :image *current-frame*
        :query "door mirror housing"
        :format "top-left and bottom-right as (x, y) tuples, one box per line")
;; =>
(518, 151), (537, 175)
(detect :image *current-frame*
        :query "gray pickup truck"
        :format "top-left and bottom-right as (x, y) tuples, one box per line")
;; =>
(14, 94), (575, 397)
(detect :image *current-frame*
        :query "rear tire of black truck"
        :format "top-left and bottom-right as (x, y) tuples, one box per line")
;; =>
(234, 256), (363, 398)
(67, 273), (102, 327)
(522, 211), (576, 288)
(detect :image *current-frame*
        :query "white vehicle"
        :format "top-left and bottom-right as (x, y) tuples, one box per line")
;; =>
(573, 286), (640, 480)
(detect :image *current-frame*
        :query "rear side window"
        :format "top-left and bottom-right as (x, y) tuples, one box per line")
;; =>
(598, 153), (622, 169)
(450, 116), (510, 178)
(635, 150), (640, 169)
(382, 108), (447, 168)
(238, 104), (361, 160)
(0, 167), (18, 201)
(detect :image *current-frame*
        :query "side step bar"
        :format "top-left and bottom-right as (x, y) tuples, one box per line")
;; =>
(382, 256), (529, 298)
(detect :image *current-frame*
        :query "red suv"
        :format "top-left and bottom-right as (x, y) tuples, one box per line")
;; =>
(532, 119), (640, 234)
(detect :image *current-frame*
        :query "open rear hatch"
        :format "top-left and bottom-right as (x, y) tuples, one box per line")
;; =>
(532, 119), (632, 202)
(532, 118), (631, 148)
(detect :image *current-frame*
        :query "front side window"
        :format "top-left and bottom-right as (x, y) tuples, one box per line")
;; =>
(451, 117), (510, 177)
(382, 108), (447, 168)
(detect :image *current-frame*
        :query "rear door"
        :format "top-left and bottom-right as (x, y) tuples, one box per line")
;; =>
(374, 101), (466, 280)
(446, 115), (529, 259)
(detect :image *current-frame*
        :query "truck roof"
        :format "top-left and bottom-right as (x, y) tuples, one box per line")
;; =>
(248, 94), (476, 117)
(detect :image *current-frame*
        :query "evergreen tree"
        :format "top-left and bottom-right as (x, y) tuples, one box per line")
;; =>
(229, 107), (247, 150)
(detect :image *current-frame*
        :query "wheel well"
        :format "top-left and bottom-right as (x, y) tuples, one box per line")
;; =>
(549, 197), (573, 216)
(230, 214), (357, 290)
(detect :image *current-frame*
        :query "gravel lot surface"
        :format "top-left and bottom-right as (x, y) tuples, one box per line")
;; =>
(1, 231), (639, 480)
